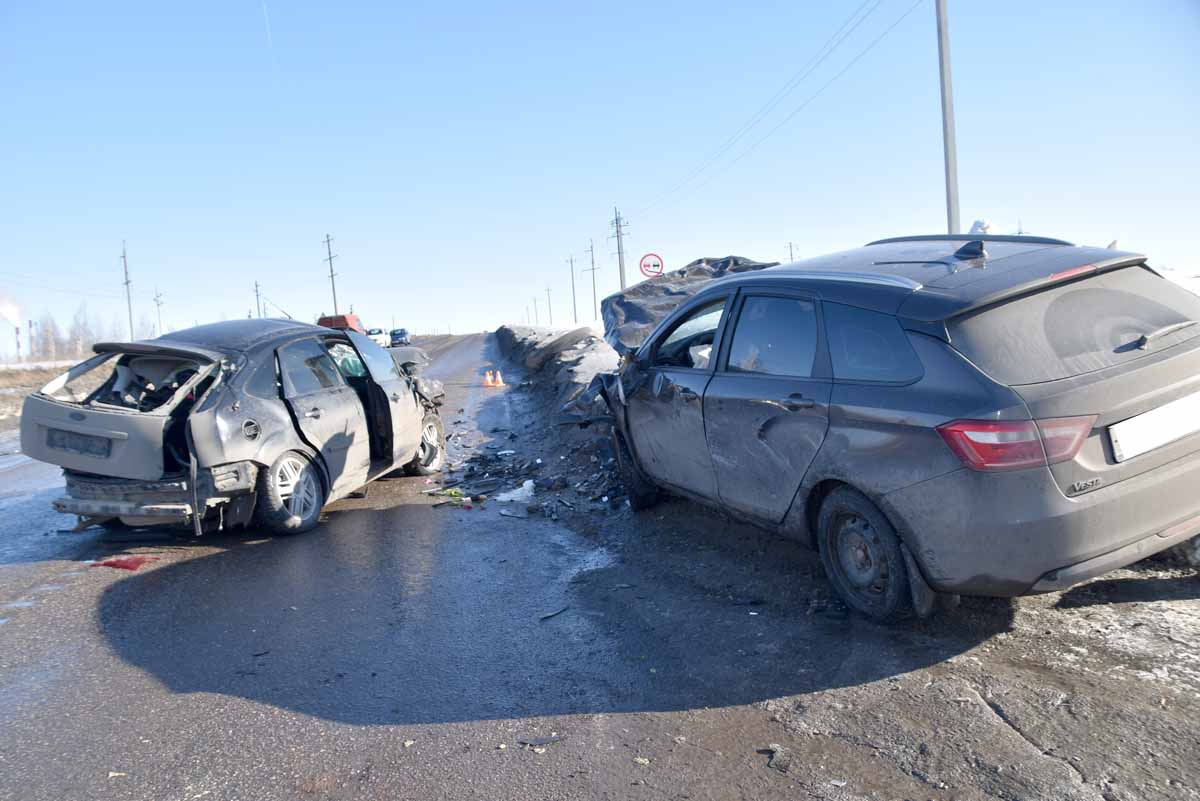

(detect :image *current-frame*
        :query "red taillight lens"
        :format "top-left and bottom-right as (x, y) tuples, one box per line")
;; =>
(1036, 415), (1098, 463)
(937, 416), (1096, 471)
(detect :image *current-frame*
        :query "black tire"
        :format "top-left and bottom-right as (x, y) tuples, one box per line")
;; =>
(817, 486), (912, 623)
(255, 451), (325, 534)
(403, 410), (446, 476)
(612, 429), (659, 510)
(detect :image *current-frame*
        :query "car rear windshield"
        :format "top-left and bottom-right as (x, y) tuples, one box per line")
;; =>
(948, 266), (1200, 385)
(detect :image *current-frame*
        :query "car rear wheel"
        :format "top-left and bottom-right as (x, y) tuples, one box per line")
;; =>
(817, 486), (912, 622)
(612, 429), (659, 510)
(404, 412), (445, 476)
(256, 451), (325, 534)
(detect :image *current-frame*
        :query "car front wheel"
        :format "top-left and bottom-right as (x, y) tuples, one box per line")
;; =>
(256, 451), (325, 534)
(612, 429), (659, 510)
(817, 486), (912, 622)
(404, 411), (445, 476)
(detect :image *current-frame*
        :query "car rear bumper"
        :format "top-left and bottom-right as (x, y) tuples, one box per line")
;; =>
(53, 496), (193, 524)
(881, 452), (1200, 596)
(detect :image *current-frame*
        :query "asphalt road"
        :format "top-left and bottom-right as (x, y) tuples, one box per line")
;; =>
(1, 334), (1198, 801)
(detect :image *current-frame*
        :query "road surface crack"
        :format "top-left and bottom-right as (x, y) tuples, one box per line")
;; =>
(976, 690), (1090, 788)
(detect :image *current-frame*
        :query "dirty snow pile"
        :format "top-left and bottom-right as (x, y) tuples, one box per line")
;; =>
(495, 325), (618, 411)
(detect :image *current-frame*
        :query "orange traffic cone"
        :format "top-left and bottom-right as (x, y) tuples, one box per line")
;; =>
(493, 370), (505, 387)
(483, 370), (495, 387)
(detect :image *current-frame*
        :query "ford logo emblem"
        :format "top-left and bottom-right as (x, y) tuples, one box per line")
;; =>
(69, 412), (86, 422)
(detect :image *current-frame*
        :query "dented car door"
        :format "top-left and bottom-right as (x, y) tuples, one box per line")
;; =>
(278, 338), (371, 499)
(703, 292), (831, 523)
(624, 296), (729, 498)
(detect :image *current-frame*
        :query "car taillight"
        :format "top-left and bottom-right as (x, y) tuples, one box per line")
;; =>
(936, 416), (1096, 471)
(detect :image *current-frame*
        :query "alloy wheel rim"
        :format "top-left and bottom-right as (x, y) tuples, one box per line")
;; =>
(419, 422), (440, 466)
(277, 456), (318, 520)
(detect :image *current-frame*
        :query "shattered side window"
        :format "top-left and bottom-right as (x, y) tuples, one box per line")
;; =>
(42, 354), (119, 404)
(653, 299), (727, 369)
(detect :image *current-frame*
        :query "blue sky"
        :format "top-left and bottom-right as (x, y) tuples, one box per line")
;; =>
(1, 0), (1197, 355)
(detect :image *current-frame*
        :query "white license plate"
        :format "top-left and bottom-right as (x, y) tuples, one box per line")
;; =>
(1109, 390), (1200, 462)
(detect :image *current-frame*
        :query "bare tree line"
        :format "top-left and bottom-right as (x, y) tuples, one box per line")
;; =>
(11, 303), (159, 363)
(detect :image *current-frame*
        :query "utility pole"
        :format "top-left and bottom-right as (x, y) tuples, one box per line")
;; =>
(611, 207), (628, 290)
(788, 242), (795, 262)
(533, 296), (539, 325)
(935, 0), (960, 235)
(323, 234), (339, 314)
(254, 281), (263, 318)
(567, 255), (578, 324)
(584, 239), (600, 321)
(153, 287), (164, 335)
(545, 286), (553, 325)
(121, 241), (134, 340)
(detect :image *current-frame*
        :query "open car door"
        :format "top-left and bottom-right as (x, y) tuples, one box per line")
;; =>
(346, 331), (423, 467)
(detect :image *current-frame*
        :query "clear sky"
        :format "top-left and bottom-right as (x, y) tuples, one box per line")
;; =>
(1, 0), (1197, 356)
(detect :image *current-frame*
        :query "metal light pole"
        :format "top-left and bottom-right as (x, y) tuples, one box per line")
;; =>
(935, 0), (960, 235)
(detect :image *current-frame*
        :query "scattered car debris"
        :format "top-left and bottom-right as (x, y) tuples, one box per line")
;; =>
(499, 508), (529, 520)
(762, 744), (792, 774)
(496, 480), (535, 503)
(539, 605), (569, 621)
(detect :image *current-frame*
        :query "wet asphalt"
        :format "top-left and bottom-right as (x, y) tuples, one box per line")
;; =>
(1, 334), (1198, 801)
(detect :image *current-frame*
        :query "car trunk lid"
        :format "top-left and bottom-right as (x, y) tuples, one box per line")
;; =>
(20, 347), (220, 481)
(946, 265), (1200, 495)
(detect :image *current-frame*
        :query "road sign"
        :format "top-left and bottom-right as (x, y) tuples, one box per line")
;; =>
(639, 253), (664, 278)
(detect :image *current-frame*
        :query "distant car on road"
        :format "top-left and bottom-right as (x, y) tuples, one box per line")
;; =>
(605, 234), (1200, 620)
(20, 320), (445, 535)
(390, 328), (412, 347)
(365, 328), (390, 348)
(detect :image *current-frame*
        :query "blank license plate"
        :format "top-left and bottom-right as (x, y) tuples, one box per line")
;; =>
(47, 428), (112, 458)
(1109, 390), (1200, 462)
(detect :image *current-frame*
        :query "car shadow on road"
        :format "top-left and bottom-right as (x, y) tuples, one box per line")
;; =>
(1055, 571), (1200, 608)
(94, 491), (1021, 726)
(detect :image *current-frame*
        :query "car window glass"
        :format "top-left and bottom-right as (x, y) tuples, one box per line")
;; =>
(653, 299), (727, 369)
(727, 296), (818, 377)
(948, 266), (1200, 384)
(824, 303), (922, 383)
(244, 357), (280, 399)
(280, 340), (345, 396)
(325, 341), (369, 378)
(348, 331), (404, 381)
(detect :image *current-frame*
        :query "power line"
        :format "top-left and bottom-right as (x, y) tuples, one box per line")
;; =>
(153, 287), (164, 335)
(121, 241), (134, 340)
(584, 239), (600, 321)
(611, 208), (628, 290)
(323, 234), (339, 314)
(680, 0), (927, 202)
(567, 255), (578, 324)
(638, 0), (884, 215)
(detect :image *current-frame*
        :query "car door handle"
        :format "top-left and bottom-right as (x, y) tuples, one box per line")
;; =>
(677, 387), (699, 402)
(304, 408), (323, 419)
(782, 394), (815, 411)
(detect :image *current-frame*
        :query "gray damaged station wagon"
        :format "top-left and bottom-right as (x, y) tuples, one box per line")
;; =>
(21, 319), (446, 536)
(606, 234), (1200, 620)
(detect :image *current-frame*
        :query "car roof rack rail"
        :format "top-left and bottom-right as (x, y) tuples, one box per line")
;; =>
(866, 234), (1074, 247)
